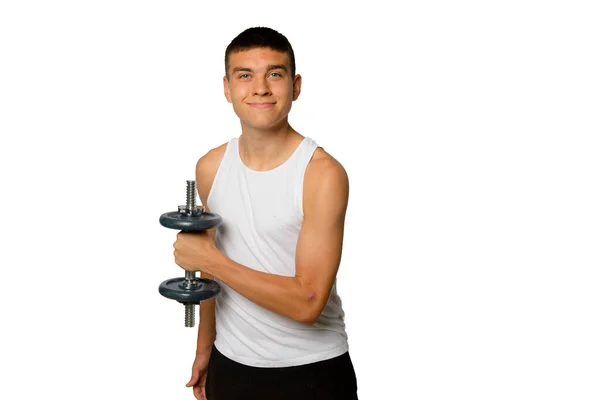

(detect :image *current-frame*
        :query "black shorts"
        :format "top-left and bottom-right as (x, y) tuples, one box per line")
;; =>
(205, 345), (359, 400)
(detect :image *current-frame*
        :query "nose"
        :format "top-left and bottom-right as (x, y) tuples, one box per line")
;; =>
(253, 76), (271, 96)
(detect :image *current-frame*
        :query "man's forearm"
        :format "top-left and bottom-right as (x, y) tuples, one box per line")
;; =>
(206, 252), (319, 325)
(196, 274), (216, 353)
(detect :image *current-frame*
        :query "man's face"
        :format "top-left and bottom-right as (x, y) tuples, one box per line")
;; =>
(224, 47), (301, 131)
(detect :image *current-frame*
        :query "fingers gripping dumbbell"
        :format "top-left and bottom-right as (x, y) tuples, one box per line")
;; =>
(158, 180), (222, 327)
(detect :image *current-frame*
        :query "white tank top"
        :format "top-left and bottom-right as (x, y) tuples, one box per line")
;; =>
(206, 136), (349, 368)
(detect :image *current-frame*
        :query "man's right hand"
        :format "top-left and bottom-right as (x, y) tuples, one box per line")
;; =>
(186, 350), (212, 400)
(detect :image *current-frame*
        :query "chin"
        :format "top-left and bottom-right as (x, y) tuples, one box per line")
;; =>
(242, 116), (286, 130)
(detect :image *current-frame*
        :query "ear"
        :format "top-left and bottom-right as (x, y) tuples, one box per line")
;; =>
(223, 76), (232, 103)
(292, 74), (302, 101)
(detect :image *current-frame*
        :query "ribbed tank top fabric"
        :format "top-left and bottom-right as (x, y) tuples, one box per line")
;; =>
(206, 136), (349, 368)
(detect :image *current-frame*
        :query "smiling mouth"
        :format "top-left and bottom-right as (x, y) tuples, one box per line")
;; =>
(248, 102), (275, 108)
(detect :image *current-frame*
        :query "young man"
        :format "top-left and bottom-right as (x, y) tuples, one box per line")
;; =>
(173, 27), (358, 400)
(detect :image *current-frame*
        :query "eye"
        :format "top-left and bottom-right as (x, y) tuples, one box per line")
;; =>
(238, 73), (250, 79)
(269, 72), (283, 78)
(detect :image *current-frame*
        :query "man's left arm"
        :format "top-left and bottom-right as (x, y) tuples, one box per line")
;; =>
(174, 156), (349, 325)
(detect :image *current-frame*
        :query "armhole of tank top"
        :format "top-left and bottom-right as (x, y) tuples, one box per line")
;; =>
(206, 139), (233, 209)
(297, 142), (320, 218)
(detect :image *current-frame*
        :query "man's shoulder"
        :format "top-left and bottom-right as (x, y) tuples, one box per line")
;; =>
(195, 140), (230, 201)
(196, 140), (232, 180)
(309, 146), (347, 177)
(305, 146), (349, 190)
(196, 141), (230, 170)
(301, 145), (349, 216)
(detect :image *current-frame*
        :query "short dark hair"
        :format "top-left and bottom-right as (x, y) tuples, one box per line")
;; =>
(225, 27), (296, 77)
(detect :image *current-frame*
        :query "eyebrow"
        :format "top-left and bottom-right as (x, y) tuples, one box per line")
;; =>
(232, 64), (288, 74)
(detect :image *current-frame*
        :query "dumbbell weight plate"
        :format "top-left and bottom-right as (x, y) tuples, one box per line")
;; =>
(159, 277), (221, 304)
(159, 211), (222, 231)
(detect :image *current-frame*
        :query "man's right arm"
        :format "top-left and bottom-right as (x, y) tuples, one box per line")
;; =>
(194, 143), (228, 352)
(195, 295), (216, 353)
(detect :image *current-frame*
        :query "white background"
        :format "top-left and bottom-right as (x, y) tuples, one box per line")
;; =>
(1, 1), (599, 399)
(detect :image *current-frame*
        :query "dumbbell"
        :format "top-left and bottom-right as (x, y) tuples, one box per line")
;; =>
(158, 180), (222, 327)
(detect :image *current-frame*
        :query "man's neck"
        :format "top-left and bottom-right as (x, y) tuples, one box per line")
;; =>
(238, 122), (303, 171)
